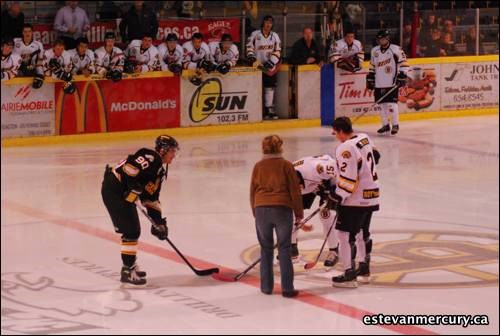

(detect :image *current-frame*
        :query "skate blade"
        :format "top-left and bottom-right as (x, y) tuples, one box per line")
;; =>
(332, 281), (358, 288)
(357, 275), (371, 284)
(120, 282), (148, 289)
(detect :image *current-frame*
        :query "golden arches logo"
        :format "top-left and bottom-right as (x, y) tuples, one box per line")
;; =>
(55, 81), (107, 134)
(189, 78), (222, 123)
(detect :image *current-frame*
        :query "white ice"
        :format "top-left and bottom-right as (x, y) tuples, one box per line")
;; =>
(1, 115), (499, 335)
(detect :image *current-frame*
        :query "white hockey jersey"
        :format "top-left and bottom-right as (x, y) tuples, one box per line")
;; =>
(94, 46), (124, 76)
(293, 155), (338, 195)
(328, 38), (364, 63)
(124, 40), (160, 73)
(67, 48), (95, 75)
(208, 41), (239, 67)
(334, 133), (380, 210)
(43, 49), (73, 79)
(182, 40), (211, 70)
(246, 30), (281, 64)
(1, 52), (22, 81)
(158, 43), (183, 70)
(369, 44), (409, 88)
(13, 38), (44, 75)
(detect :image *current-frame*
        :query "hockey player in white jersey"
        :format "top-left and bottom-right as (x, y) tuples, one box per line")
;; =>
(209, 33), (239, 75)
(293, 155), (339, 267)
(1, 38), (22, 81)
(68, 37), (95, 77)
(13, 23), (44, 88)
(246, 15), (282, 120)
(94, 32), (124, 82)
(182, 33), (214, 85)
(158, 33), (183, 75)
(329, 117), (380, 287)
(328, 28), (364, 72)
(43, 39), (76, 94)
(124, 33), (160, 74)
(367, 29), (409, 135)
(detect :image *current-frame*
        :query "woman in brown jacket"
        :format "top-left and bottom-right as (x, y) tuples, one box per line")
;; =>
(250, 135), (304, 297)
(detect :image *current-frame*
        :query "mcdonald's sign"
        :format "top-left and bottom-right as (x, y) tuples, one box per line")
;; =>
(55, 76), (180, 135)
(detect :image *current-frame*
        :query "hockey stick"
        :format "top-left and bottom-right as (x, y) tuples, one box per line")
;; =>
(352, 85), (399, 122)
(304, 211), (339, 270)
(138, 206), (220, 276)
(213, 205), (326, 282)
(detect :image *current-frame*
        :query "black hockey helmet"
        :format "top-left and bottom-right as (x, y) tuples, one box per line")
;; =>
(376, 29), (390, 40)
(165, 33), (178, 42)
(155, 135), (179, 153)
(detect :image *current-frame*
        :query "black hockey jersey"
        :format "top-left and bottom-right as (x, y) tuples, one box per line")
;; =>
(114, 147), (168, 222)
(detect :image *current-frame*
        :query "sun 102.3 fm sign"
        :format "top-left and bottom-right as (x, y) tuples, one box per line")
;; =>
(180, 69), (262, 127)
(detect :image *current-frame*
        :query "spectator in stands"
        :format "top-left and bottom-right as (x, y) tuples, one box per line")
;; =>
(402, 21), (413, 55)
(418, 14), (438, 56)
(1, 1), (25, 40)
(174, 1), (202, 18)
(441, 32), (458, 56)
(97, 1), (121, 20)
(54, 1), (90, 50)
(465, 26), (485, 55)
(441, 19), (456, 44)
(424, 28), (444, 57)
(119, 1), (159, 44)
(288, 27), (321, 65)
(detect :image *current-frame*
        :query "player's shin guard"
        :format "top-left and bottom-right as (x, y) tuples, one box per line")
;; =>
(337, 231), (352, 271)
(264, 87), (277, 119)
(355, 231), (366, 263)
(332, 233), (357, 287)
(379, 103), (390, 127)
(121, 238), (138, 268)
(386, 102), (399, 127)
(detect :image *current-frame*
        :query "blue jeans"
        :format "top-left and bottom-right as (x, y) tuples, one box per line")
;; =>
(255, 206), (294, 293)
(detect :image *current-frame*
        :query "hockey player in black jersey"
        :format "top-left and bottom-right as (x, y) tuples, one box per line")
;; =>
(101, 135), (179, 287)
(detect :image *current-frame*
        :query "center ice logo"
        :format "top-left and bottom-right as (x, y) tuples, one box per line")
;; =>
(188, 78), (248, 123)
(240, 230), (498, 288)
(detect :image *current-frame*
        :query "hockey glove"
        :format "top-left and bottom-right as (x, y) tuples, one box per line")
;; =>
(325, 191), (342, 211)
(201, 60), (217, 73)
(109, 69), (122, 82)
(216, 62), (231, 75)
(151, 217), (168, 240)
(32, 74), (44, 89)
(396, 71), (408, 87)
(168, 63), (183, 75)
(246, 55), (256, 65)
(63, 81), (76, 94)
(48, 58), (61, 71)
(263, 60), (275, 71)
(366, 72), (375, 90)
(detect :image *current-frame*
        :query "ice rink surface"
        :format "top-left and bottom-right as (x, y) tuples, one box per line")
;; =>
(1, 115), (499, 334)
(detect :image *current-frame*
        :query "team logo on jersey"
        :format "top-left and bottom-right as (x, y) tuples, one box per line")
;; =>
(341, 151), (351, 159)
(240, 229), (498, 288)
(188, 78), (249, 123)
(316, 164), (324, 174)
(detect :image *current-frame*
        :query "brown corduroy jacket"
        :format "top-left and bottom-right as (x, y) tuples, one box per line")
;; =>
(250, 154), (304, 219)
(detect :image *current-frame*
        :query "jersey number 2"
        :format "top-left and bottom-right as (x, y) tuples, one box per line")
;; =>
(366, 152), (378, 181)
